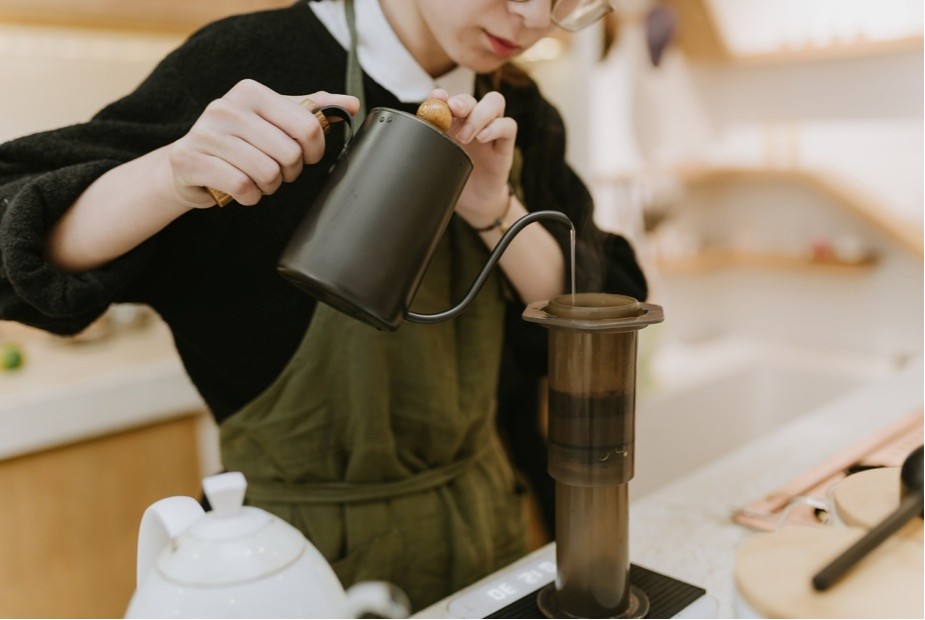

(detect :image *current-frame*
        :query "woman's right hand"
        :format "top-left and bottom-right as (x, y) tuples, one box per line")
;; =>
(167, 79), (359, 208)
(47, 81), (357, 273)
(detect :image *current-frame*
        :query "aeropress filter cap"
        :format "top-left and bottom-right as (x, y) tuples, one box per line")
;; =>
(523, 293), (663, 332)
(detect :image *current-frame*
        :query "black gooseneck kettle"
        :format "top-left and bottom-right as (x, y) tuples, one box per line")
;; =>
(277, 103), (573, 331)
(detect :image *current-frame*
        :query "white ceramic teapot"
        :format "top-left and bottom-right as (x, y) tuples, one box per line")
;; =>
(125, 472), (409, 618)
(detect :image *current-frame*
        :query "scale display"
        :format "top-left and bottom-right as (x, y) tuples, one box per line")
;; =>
(448, 555), (556, 618)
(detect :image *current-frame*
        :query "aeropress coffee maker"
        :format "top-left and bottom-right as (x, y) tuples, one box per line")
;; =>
(524, 294), (664, 619)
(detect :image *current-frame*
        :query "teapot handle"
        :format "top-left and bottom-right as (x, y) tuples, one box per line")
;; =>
(135, 496), (204, 586)
(344, 581), (410, 619)
(406, 210), (575, 324)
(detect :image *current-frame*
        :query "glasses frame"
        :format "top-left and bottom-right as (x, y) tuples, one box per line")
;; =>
(508, 0), (614, 33)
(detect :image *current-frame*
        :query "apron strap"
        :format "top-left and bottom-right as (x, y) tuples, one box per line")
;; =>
(244, 443), (486, 504)
(344, 0), (367, 125)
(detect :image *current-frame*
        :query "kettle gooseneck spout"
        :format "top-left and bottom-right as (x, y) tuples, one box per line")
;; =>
(406, 210), (575, 324)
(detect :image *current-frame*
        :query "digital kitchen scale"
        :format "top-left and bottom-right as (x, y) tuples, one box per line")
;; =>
(416, 544), (717, 619)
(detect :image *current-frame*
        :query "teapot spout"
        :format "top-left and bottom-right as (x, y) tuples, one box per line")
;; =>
(135, 496), (204, 586)
(405, 210), (575, 325)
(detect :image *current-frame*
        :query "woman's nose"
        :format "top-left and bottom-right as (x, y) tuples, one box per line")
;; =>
(508, 0), (553, 30)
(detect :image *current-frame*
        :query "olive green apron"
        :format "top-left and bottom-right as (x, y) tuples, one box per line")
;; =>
(220, 217), (527, 610)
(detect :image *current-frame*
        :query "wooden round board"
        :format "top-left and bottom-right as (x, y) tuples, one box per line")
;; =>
(735, 526), (923, 618)
(833, 467), (923, 540)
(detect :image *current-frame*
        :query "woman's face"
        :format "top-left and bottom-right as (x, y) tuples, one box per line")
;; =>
(384, 0), (557, 76)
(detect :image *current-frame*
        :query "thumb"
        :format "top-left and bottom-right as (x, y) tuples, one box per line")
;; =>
(425, 88), (450, 103)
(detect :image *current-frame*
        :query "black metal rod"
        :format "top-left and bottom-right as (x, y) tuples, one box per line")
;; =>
(812, 491), (924, 591)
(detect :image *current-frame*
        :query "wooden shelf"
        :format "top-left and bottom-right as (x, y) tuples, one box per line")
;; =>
(659, 248), (878, 275)
(662, 0), (923, 65)
(674, 166), (924, 258)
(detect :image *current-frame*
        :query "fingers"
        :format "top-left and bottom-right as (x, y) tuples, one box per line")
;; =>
(473, 116), (517, 145)
(224, 80), (326, 165)
(213, 103), (306, 182)
(446, 91), (509, 145)
(426, 88), (450, 103)
(438, 90), (518, 222)
(179, 79), (358, 206)
(218, 137), (289, 200)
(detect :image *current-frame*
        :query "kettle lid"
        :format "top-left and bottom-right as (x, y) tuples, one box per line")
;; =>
(156, 472), (307, 586)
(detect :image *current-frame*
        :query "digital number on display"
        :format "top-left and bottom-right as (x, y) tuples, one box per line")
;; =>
(447, 557), (556, 618)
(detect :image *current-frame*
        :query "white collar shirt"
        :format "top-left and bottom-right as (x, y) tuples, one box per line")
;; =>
(308, 0), (476, 102)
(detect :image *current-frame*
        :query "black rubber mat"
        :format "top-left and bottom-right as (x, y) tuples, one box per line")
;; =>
(486, 564), (706, 619)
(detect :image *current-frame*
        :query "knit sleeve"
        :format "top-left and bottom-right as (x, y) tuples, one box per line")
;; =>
(0, 23), (225, 334)
(0, 161), (151, 334)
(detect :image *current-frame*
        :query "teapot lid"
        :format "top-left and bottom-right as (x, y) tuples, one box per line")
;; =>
(156, 472), (307, 586)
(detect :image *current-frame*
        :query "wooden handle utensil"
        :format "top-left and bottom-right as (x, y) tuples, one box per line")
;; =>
(812, 445), (924, 591)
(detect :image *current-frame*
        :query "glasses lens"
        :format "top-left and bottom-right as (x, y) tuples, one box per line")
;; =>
(552, 0), (611, 32)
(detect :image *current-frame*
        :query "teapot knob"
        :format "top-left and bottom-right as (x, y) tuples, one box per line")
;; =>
(416, 99), (452, 133)
(202, 471), (247, 518)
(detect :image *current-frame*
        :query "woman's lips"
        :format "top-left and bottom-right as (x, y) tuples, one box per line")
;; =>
(485, 31), (521, 58)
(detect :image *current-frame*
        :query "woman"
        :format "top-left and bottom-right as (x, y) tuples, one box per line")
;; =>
(0, 0), (645, 609)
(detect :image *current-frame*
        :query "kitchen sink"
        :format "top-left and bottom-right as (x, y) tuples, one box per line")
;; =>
(630, 336), (898, 499)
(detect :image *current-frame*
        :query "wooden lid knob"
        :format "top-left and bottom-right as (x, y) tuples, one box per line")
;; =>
(416, 98), (452, 133)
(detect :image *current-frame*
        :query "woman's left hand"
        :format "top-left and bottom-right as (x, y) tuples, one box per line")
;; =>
(427, 89), (515, 229)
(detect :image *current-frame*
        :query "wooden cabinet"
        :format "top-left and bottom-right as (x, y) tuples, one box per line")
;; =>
(0, 413), (203, 618)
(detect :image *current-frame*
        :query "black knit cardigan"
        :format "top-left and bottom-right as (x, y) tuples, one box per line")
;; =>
(0, 3), (646, 422)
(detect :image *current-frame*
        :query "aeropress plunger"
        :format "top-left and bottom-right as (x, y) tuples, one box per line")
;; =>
(524, 293), (664, 619)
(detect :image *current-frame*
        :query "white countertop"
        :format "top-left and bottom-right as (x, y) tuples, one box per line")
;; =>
(0, 317), (205, 460)
(417, 356), (923, 618)
(627, 355), (922, 618)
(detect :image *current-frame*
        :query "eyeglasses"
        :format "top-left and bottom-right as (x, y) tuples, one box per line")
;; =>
(509, 0), (613, 33)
